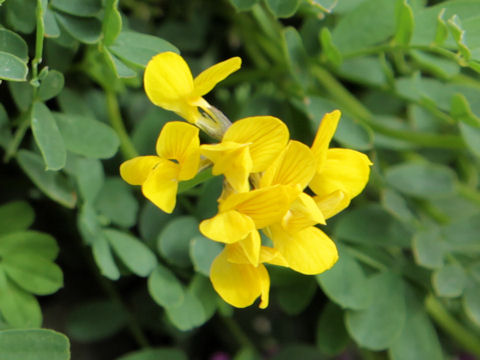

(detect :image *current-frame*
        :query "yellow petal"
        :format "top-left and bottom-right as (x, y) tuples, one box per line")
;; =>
(281, 192), (326, 234)
(311, 110), (341, 169)
(199, 210), (255, 243)
(142, 159), (180, 213)
(201, 141), (252, 193)
(315, 190), (351, 220)
(193, 57), (242, 97)
(220, 185), (298, 229)
(144, 52), (194, 112)
(155, 122), (200, 180)
(259, 246), (289, 267)
(120, 156), (160, 185)
(210, 249), (270, 308)
(223, 116), (289, 172)
(260, 140), (315, 189)
(225, 230), (261, 266)
(270, 225), (338, 275)
(309, 148), (372, 199)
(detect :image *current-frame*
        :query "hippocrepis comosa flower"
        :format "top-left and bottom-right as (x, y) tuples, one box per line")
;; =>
(121, 52), (373, 309)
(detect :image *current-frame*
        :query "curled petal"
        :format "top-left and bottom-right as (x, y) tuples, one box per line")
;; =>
(311, 110), (341, 170)
(199, 210), (255, 243)
(142, 159), (180, 213)
(120, 156), (160, 185)
(223, 116), (289, 172)
(144, 52), (194, 112)
(156, 122), (200, 180)
(220, 185), (299, 229)
(260, 140), (316, 189)
(309, 148), (372, 199)
(201, 141), (252, 193)
(315, 190), (351, 220)
(193, 57), (242, 97)
(210, 249), (270, 308)
(282, 192), (326, 234)
(270, 225), (338, 275)
(225, 231), (261, 266)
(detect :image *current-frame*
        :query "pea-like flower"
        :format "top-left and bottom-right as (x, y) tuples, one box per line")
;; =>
(120, 122), (200, 213)
(144, 51), (241, 138)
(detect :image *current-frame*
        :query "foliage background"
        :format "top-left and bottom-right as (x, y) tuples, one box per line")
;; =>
(1, 0), (480, 359)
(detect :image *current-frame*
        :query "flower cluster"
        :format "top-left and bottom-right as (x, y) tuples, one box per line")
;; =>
(120, 52), (372, 308)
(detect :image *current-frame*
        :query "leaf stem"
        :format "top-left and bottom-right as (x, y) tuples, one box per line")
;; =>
(104, 89), (138, 160)
(310, 66), (465, 149)
(32, 0), (45, 81)
(3, 113), (31, 163)
(425, 294), (480, 357)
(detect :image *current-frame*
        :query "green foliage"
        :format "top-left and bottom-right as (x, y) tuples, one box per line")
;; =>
(2, 0), (480, 358)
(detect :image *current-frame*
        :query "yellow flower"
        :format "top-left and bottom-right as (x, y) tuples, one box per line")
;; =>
(120, 122), (200, 213)
(309, 110), (373, 201)
(144, 52), (241, 138)
(210, 243), (287, 309)
(200, 116), (289, 193)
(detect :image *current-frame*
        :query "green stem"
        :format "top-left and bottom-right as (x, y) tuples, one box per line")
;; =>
(104, 89), (138, 159)
(311, 66), (465, 149)
(425, 295), (480, 357)
(32, 0), (45, 80)
(3, 113), (31, 162)
(346, 246), (388, 271)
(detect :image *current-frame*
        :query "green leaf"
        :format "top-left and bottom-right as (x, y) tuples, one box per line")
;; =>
(320, 28), (342, 67)
(3, 253), (63, 295)
(44, 7), (61, 38)
(194, 175), (223, 220)
(95, 178), (138, 228)
(0, 52), (28, 81)
(104, 229), (157, 277)
(334, 204), (411, 247)
(451, 93), (480, 127)
(0, 201), (34, 235)
(459, 122), (480, 158)
(0, 231), (59, 260)
(158, 216), (200, 267)
(189, 274), (217, 322)
(91, 234), (120, 280)
(346, 271), (406, 350)
(266, 0), (301, 18)
(55, 113), (119, 159)
(385, 161), (457, 199)
(381, 189), (415, 223)
(412, 228), (445, 269)
(8, 81), (33, 111)
(334, 112), (373, 150)
(0, 103), (11, 148)
(66, 156), (104, 203)
(102, 0), (122, 46)
(67, 300), (127, 342)
(38, 70), (65, 101)
(432, 263), (466, 298)
(317, 247), (372, 310)
(316, 302), (349, 356)
(272, 344), (323, 360)
(389, 286), (444, 360)
(139, 202), (173, 246)
(433, 8), (448, 46)
(447, 15), (471, 60)
(117, 348), (188, 360)
(189, 235), (222, 277)
(31, 102), (66, 171)
(165, 287), (206, 331)
(55, 12), (102, 44)
(442, 214), (480, 253)
(108, 31), (178, 68)
(0, 29), (28, 62)
(229, 0), (259, 11)
(51, 0), (102, 17)
(463, 283), (480, 326)
(332, 0), (396, 54)
(16, 150), (76, 208)
(104, 50), (137, 78)
(394, 0), (414, 46)
(277, 273), (316, 315)
(4, 0), (36, 34)
(338, 57), (387, 87)
(282, 27), (309, 87)
(410, 50), (460, 79)
(148, 264), (184, 309)
(0, 329), (70, 360)
(0, 268), (42, 328)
